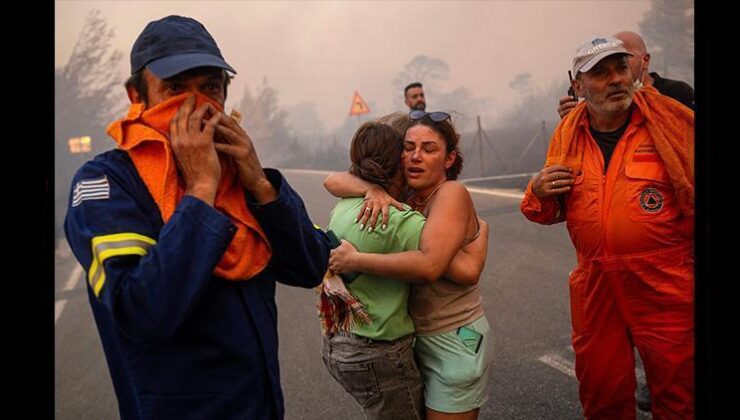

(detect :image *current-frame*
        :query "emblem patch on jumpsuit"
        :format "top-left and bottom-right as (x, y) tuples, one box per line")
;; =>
(639, 188), (663, 213)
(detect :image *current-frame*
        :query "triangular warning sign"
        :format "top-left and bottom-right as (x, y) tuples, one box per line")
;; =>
(349, 91), (370, 116)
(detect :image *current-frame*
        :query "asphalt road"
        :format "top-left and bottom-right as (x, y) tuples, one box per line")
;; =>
(54, 169), (651, 419)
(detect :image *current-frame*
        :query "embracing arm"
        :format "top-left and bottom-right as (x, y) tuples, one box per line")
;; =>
(329, 182), (477, 283)
(324, 172), (373, 198)
(324, 172), (404, 230)
(444, 217), (489, 285)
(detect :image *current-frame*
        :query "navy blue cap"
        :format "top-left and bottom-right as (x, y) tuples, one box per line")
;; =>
(130, 15), (236, 78)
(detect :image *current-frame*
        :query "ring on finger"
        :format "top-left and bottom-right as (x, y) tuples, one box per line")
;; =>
(365, 207), (371, 213)
(551, 181), (556, 188)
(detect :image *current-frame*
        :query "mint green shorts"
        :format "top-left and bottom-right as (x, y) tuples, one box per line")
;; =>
(413, 316), (493, 413)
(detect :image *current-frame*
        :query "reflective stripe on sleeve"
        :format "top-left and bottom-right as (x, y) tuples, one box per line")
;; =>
(88, 233), (156, 298)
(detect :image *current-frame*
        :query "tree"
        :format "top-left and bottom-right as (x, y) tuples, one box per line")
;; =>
(639, 0), (694, 86)
(55, 9), (126, 238)
(235, 77), (294, 166)
(285, 101), (326, 152)
(433, 86), (488, 133)
(498, 79), (567, 128)
(508, 73), (533, 95)
(392, 55), (450, 93)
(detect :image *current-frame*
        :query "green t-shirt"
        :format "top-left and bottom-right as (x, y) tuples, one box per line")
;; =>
(328, 197), (426, 340)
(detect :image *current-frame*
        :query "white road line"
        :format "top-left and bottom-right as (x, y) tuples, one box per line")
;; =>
(466, 186), (525, 199)
(55, 300), (68, 325)
(64, 264), (83, 291)
(538, 353), (576, 378)
(461, 172), (537, 182)
(542, 350), (652, 418)
(550, 347), (647, 383)
(55, 264), (83, 325)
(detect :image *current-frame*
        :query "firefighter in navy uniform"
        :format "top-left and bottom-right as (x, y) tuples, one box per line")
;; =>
(64, 15), (330, 419)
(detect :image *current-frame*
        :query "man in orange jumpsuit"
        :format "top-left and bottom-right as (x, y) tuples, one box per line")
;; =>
(521, 36), (694, 419)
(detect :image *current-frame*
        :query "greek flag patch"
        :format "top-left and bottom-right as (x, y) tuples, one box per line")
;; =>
(72, 176), (110, 207)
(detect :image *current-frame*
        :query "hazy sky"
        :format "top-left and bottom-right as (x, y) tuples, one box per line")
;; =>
(56, 0), (655, 129)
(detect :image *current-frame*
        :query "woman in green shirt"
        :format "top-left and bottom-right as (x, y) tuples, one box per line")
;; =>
(321, 116), (488, 420)
(327, 111), (492, 420)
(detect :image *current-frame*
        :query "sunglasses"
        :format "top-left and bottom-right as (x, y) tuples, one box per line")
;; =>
(409, 110), (451, 122)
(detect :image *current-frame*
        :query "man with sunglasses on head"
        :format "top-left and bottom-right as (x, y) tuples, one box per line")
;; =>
(521, 36), (694, 419)
(404, 82), (427, 111)
(64, 15), (331, 419)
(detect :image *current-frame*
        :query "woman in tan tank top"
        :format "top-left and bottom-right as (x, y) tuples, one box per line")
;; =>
(327, 111), (493, 420)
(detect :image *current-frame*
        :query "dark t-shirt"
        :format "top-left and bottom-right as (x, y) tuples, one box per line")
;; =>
(651, 72), (694, 110)
(590, 109), (632, 172)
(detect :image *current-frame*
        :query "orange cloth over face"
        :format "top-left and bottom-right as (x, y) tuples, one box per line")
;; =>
(106, 93), (272, 281)
(546, 86), (694, 217)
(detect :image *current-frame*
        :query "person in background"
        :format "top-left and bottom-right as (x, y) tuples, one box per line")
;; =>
(404, 82), (427, 111)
